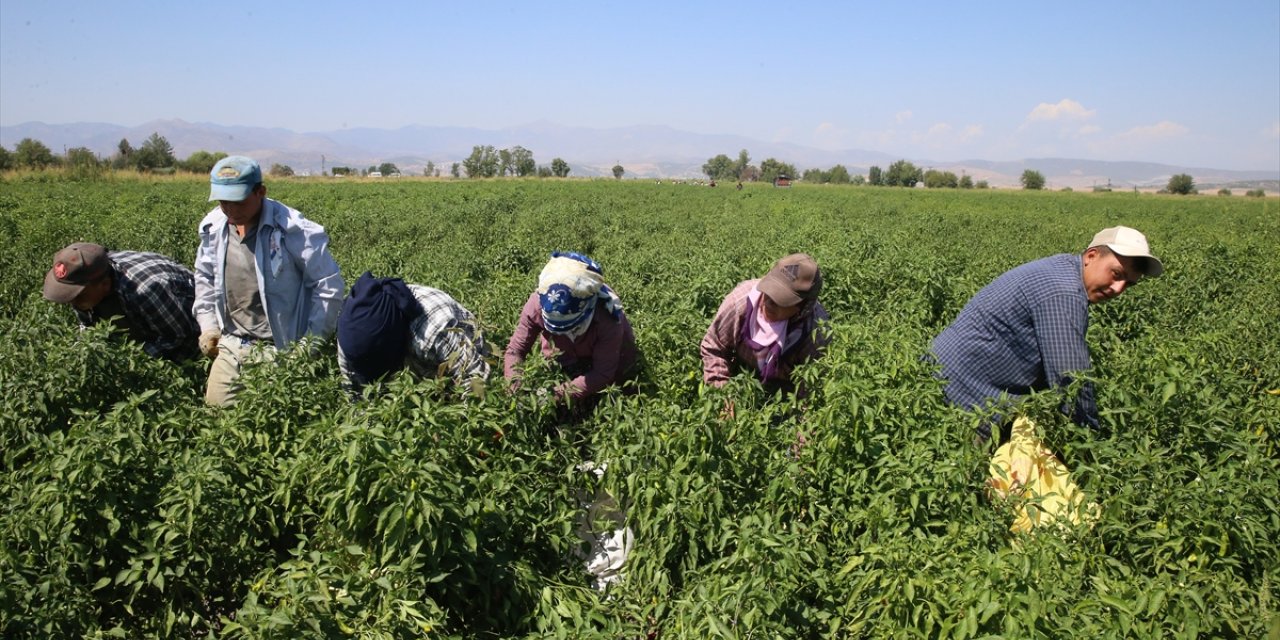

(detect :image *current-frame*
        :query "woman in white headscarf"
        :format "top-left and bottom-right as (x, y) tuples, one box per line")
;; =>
(503, 252), (638, 408)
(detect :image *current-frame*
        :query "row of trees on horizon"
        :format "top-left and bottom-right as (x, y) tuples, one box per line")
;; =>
(0, 136), (598, 181)
(0, 135), (1265, 196)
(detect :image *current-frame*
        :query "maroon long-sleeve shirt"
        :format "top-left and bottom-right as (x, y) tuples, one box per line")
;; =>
(503, 292), (638, 401)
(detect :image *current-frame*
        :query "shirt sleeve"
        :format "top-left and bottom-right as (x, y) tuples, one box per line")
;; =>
(502, 293), (542, 381)
(192, 219), (221, 334)
(296, 221), (345, 338)
(134, 267), (199, 360)
(700, 291), (744, 387)
(1031, 294), (1100, 430)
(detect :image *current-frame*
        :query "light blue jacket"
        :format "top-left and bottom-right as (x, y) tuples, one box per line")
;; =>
(193, 198), (344, 349)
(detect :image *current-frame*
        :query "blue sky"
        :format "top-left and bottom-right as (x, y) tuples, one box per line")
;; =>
(2, 1), (1277, 170)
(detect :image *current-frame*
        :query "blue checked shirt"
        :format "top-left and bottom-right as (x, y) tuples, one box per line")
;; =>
(75, 251), (201, 360)
(932, 254), (1100, 434)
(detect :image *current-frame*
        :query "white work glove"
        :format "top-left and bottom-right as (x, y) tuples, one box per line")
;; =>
(199, 330), (221, 358)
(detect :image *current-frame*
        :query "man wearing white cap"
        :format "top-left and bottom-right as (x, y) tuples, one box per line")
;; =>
(932, 226), (1164, 443)
(193, 155), (345, 406)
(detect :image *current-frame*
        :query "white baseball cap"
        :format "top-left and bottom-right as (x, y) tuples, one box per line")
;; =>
(1088, 226), (1164, 277)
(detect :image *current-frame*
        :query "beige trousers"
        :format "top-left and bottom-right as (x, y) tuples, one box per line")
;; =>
(204, 336), (276, 407)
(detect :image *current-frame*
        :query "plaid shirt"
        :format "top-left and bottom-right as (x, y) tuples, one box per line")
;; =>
(75, 251), (200, 360)
(338, 285), (490, 391)
(932, 254), (1100, 435)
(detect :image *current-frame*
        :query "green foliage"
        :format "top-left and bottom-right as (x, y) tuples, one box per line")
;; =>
(1021, 169), (1046, 190)
(868, 165), (883, 186)
(64, 147), (106, 180)
(550, 158), (570, 178)
(885, 159), (922, 187)
(377, 162), (399, 177)
(1167, 173), (1196, 195)
(269, 163), (295, 178)
(759, 157), (797, 183)
(497, 147), (536, 178)
(1245, 188), (1266, 197)
(733, 149), (750, 178)
(14, 138), (58, 169)
(959, 174), (974, 189)
(799, 165), (854, 185)
(1218, 188), (1232, 196)
(135, 133), (176, 171)
(704, 151), (754, 182)
(702, 154), (734, 181)
(611, 164), (624, 179)
(802, 167), (828, 183)
(463, 146), (499, 178)
(975, 179), (990, 189)
(180, 150), (227, 175)
(923, 169), (959, 189)
(2, 176), (1278, 637)
(828, 165), (851, 184)
(0, 145), (13, 171)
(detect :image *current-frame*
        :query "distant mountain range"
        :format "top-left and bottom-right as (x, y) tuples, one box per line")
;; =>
(3, 119), (1276, 190)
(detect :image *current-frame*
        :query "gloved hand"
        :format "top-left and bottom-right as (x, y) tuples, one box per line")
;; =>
(198, 330), (221, 358)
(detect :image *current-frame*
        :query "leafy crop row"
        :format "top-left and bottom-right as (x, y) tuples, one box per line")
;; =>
(1, 176), (1277, 638)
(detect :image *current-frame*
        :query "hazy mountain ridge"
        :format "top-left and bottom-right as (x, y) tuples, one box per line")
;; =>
(3, 119), (1275, 188)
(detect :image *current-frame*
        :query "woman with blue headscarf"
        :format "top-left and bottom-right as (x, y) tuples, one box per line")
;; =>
(503, 252), (638, 408)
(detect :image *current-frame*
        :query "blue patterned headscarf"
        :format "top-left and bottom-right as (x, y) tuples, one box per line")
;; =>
(537, 251), (622, 336)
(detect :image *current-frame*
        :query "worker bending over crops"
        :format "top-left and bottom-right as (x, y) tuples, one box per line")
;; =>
(43, 242), (201, 361)
(336, 272), (491, 397)
(193, 156), (345, 406)
(503, 252), (639, 418)
(701, 253), (830, 413)
(932, 226), (1164, 445)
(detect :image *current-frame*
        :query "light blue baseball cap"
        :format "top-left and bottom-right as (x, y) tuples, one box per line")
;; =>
(209, 156), (262, 202)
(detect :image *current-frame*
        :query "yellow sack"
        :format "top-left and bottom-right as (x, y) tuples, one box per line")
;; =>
(987, 417), (1099, 534)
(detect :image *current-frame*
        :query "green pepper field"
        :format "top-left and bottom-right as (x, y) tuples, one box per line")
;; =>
(1, 176), (1277, 638)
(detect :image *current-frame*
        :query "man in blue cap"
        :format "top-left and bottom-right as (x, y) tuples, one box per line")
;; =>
(193, 155), (345, 406)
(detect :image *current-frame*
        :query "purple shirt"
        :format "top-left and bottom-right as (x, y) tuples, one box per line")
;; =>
(503, 292), (638, 401)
